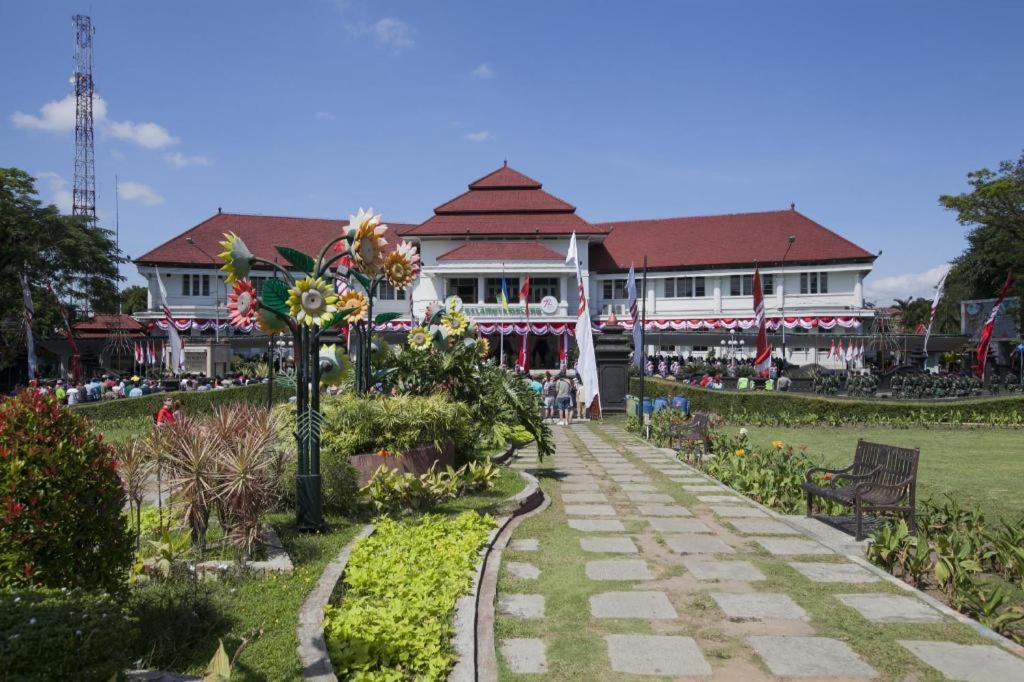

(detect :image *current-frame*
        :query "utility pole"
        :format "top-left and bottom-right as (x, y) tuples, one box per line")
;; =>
(72, 15), (96, 223)
(637, 256), (648, 428)
(779, 235), (796, 363)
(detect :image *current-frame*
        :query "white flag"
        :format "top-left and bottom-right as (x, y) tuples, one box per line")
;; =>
(626, 263), (643, 369)
(154, 266), (184, 374)
(922, 270), (948, 356)
(566, 233), (600, 410)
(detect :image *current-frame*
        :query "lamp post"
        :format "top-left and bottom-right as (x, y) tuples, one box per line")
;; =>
(185, 237), (228, 344)
(779, 235), (796, 364)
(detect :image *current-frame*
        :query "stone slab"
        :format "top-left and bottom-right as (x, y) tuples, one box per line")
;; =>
(683, 484), (725, 492)
(898, 640), (1024, 681)
(609, 475), (652, 483)
(605, 634), (712, 676)
(568, 519), (626, 533)
(590, 591), (678, 619)
(508, 538), (539, 551)
(748, 636), (878, 678)
(562, 492), (610, 504)
(560, 483), (601, 492)
(711, 592), (807, 620)
(586, 559), (654, 581)
(580, 536), (639, 554)
(789, 561), (880, 583)
(638, 503), (693, 517)
(626, 492), (676, 503)
(697, 494), (745, 504)
(754, 537), (832, 556)
(500, 638), (548, 674)
(711, 505), (767, 518)
(618, 483), (658, 492)
(664, 534), (735, 555)
(497, 594), (545, 619)
(505, 561), (541, 580)
(836, 594), (943, 623)
(684, 558), (766, 582)
(728, 519), (802, 535)
(564, 504), (618, 517)
(648, 517), (714, 534)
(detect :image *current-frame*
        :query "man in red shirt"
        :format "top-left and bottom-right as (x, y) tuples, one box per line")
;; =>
(155, 396), (175, 425)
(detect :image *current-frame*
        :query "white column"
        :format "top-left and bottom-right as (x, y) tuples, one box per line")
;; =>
(559, 275), (569, 304)
(854, 272), (864, 307)
(476, 276), (486, 304)
(713, 277), (722, 313)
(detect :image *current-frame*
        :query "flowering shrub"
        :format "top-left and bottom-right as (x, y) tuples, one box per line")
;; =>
(324, 512), (495, 680)
(0, 587), (134, 680)
(0, 391), (133, 592)
(699, 431), (843, 514)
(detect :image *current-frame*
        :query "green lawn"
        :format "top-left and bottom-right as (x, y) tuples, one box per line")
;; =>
(734, 425), (1024, 522)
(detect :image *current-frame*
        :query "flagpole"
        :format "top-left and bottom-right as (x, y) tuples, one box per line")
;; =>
(638, 256), (647, 426)
(499, 262), (505, 368)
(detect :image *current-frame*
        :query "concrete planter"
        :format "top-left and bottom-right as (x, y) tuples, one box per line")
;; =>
(349, 440), (455, 486)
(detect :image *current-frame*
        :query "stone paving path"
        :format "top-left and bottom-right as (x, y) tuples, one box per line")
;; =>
(495, 421), (1024, 680)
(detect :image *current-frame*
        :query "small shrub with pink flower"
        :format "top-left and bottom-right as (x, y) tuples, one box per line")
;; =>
(0, 391), (133, 592)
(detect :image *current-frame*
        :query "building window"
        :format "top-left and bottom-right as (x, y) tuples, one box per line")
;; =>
(664, 276), (706, 298)
(729, 274), (753, 296)
(378, 281), (406, 300)
(446, 278), (477, 301)
(601, 278), (644, 300)
(763, 274), (774, 295)
(529, 277), (559, 303)
(180, 274), (210, 297)
(800, 272), (829, 294)
(485, 277), (520, 303)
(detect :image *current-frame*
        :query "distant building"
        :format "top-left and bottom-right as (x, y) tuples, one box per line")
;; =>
(134, 165), (877, 368)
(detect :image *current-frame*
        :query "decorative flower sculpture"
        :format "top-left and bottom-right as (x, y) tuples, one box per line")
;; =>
(218, 232), (253, 284)
(337, 289), (369, 324)
(318, 344), (347, 386)
(441, 310), (470, 337)
(348, 208), (388, 275)
(476, 336), (491, 359)
(383, 241), (420, 290)
(227, 279), (258, 326)
(408, 325), (431, 351)
(288, 276), (339, 327)
(255, 307), (288, 335)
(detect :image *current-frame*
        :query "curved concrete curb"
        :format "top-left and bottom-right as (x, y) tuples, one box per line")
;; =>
(491, 443), (518, 465)
(297, 523), (375, 681)
(453, 470), (549, 682)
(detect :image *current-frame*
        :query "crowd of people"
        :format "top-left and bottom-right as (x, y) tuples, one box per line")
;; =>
(519, 370), (587, 425)
(638, 353), (793, 391)
(10, 372), (263, 405)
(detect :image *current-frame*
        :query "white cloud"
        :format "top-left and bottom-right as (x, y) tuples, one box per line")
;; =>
(313, 111), (336, 121)
(471, 63), (495, 79)
(370, 17), (414, 49)
(864, 264), (951, 304)
(464, 130), (494, 143)
(118, 181), (165, 206)
(106, 120), (179, 149)
(35, 171), (73, 213)
(165, 152), (210, 168)
(12, 93), (108, 131)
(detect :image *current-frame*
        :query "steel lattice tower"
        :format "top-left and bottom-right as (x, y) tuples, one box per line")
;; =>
(72, 15), (96, 222)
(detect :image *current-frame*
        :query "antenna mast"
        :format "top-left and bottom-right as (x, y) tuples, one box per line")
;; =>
(72, 15), (96, 223)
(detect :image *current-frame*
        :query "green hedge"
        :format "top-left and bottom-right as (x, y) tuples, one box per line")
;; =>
(632, 377), (1024, 426)
(72, 382), (294, 422)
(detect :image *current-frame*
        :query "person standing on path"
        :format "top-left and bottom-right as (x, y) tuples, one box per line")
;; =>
(554, 372), (573, 425)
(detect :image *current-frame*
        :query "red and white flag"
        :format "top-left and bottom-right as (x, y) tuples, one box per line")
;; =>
(154, 266), (184, 374)
(516, 334), (529, 372)
(559, 332), (568, 370)
(134, 342), (143, 365)
(922, 269), (948, 356)
(975, 270), (1013, 379)
(828, 339), (836, 360)
(835, 339), (844, 363)
(752, 266), (772, 375)
(519, 276), (531, 320)
(566, 232), (600, 409)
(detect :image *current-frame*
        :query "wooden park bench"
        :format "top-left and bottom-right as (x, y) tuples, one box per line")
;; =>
(802, 440), (919, 540)
(667, 412), (711, 463)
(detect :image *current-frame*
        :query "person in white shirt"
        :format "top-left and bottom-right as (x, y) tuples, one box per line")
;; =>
(66, 385), (81, 405)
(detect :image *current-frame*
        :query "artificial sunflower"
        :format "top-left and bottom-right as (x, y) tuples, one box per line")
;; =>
(318, 344), (347, 386)
(337, 289), (369, 324)
(383, 240), (420, 290)
(348, 207), (388, 275)
(227, 279), (258, 326)
(408, 325), (431, 351)
(217, 232), (253, 284)
(288, 276), (339, 327)
(440, 310), (470, 337)
(475, 336), (491, 359)
(255, 307), (288, 335)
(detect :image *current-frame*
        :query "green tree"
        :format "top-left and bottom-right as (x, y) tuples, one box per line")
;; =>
(939, 153), (1024, 331)
(0, 168), (125, 371)
(120, 284), (149, 314)
(892, 296), (932, 331)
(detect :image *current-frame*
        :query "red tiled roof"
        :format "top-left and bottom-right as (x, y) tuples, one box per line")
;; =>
(72, 314), (147, 338)
(135, 212), (416, 267)
(437, 241), (567, 262)
(404, 164), (608, 237)
(588, 210), (876, 271)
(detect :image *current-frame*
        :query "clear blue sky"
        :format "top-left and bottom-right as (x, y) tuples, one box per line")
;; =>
(3, 1), (1022, 302)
